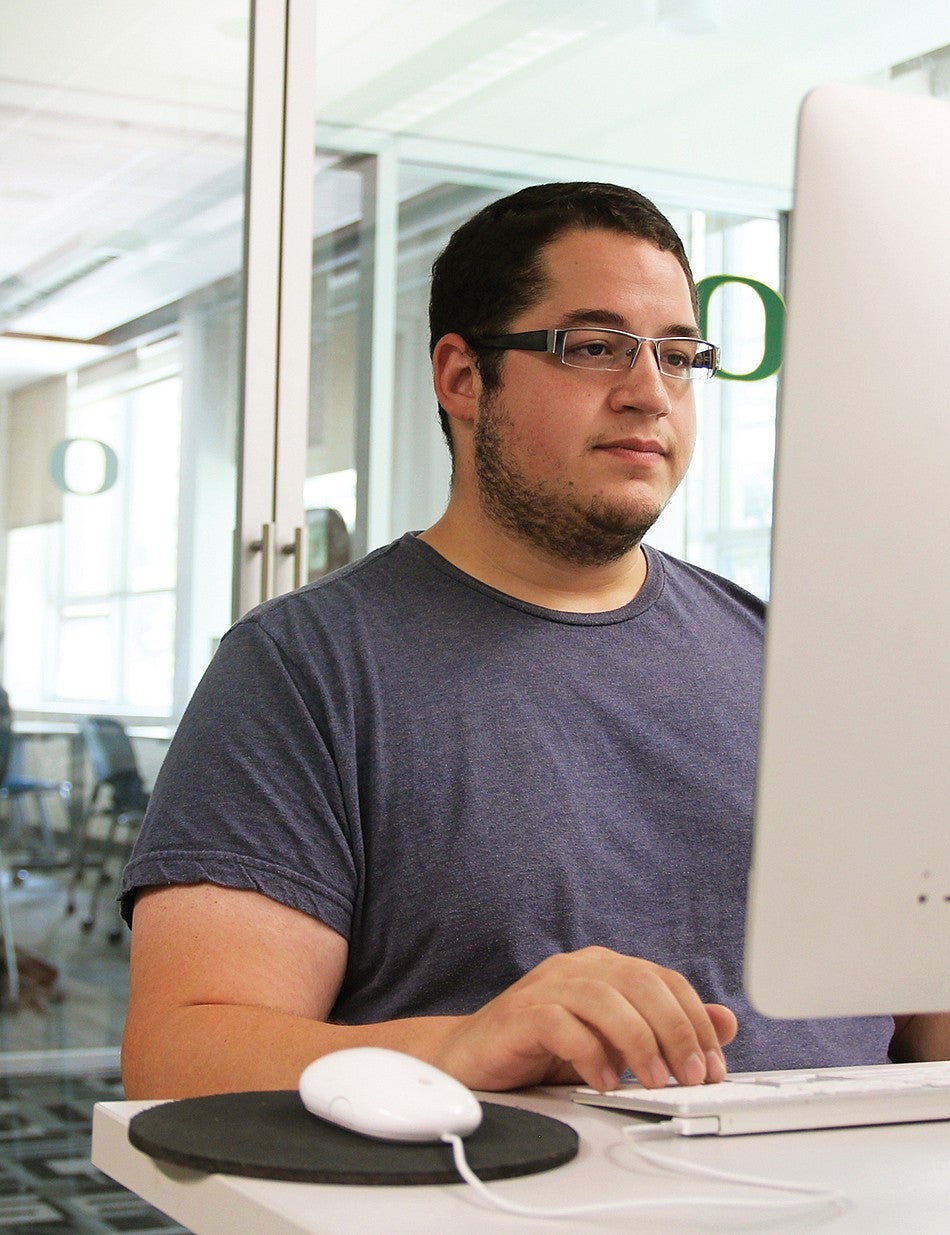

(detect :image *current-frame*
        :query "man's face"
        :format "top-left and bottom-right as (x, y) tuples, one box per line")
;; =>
(472, 227), (698, 566)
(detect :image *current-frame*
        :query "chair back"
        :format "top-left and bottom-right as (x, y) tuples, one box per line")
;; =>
(80, 716), (150, 813)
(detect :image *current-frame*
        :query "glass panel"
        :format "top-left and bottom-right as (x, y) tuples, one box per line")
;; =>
(685, 214), (782, 598)
(0, 1), (251, 1059)
(308, 7), (789, 587)
(302, 160), (366, 573)
(309, 2), (948, 586)
(391, 177), (501, 535)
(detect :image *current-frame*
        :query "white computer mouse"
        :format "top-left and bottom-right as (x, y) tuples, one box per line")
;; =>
(298, 1047), (483, 1143)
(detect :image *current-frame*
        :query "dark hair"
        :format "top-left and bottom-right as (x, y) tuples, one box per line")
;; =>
(428, 181), (698, 453)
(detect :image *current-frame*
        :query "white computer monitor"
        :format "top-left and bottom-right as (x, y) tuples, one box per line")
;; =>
(744, 81), (950, 1018)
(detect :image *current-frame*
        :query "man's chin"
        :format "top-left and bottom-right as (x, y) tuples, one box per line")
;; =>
(536, 515), (655, 568)
(586, 496), (665, 541)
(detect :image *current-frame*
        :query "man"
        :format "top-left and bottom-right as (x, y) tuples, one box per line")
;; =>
(121, 182), (944, 1100)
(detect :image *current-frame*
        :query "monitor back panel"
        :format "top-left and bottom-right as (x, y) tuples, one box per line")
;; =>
(744, 83), (950, 1018)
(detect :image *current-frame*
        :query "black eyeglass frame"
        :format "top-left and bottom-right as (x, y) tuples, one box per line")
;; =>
(467, 328), (720, 380)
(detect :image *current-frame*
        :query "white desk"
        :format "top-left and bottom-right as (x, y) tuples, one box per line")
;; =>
(92, 1087), (950, 1234)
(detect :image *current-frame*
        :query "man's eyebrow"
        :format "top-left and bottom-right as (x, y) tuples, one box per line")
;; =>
(558, 308), (701, 337)
(560, 308), (627, 329)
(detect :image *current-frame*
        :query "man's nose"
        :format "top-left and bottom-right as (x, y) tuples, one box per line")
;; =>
(609, 341), (673, 417)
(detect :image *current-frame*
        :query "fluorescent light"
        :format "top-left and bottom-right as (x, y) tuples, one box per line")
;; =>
(368, 27), (590, 132)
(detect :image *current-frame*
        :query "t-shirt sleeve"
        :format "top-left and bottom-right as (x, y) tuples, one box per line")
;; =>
(119, 616), (358, 937)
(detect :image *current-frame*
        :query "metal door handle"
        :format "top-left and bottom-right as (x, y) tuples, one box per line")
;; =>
(250, 521), (275, 602)
(281, 525), (305, 590)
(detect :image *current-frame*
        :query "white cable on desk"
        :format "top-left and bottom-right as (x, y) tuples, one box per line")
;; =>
(621, 1124), (846, 1200)
(441, 1131), (845, 1220)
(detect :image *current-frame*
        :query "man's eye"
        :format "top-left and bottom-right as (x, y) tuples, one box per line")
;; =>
(565, 338), (618, 363)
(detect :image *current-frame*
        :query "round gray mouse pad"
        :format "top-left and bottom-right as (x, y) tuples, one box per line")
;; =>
(128, 1091), (579, 1185)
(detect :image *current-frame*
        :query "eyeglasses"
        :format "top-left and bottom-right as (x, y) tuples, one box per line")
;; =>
(469, 328), (720, 381)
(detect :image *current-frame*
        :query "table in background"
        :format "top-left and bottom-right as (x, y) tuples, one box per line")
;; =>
(92, 1086), (950, 1234)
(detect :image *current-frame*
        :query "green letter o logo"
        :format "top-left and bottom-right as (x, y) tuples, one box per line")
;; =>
(49, 438), (119, 495)
(697, 275), (785, 382)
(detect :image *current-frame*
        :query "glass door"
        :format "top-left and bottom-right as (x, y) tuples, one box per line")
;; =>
(0, 0), (253, 1052)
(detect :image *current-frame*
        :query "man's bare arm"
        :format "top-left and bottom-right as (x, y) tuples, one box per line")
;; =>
(890, 1012), (950, 1063)
(122, 884), (461, 1098)
(122, 883), (737, 1099)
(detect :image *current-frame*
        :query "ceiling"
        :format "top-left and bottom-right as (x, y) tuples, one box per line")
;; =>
(1, 0), (948, 391)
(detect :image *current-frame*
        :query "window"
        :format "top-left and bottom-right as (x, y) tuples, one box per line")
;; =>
(3, 346), (182, 717)
(678, 213), (783, 598)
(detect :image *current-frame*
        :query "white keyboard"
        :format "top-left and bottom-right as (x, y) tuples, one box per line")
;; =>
(574, 1060), (950, 1136)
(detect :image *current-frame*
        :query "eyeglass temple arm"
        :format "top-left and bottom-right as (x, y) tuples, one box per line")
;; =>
(467, 330), (556, 352)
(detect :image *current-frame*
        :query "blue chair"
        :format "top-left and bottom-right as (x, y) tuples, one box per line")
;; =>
(0, 734), (73, 866)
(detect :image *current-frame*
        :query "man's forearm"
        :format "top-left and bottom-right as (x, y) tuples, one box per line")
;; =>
(121, 1004), (462, 1100)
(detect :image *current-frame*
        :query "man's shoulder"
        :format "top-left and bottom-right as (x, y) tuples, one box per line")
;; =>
(227, 531), (503, 661)
(303, 532), (422, 595)
(252, 534), (422, 615)
(647, 546), (767, 624)
(215, 536), (421, 662)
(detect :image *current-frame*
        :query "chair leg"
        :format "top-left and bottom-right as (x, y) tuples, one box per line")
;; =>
(0, 861), (20, 1005)
(67, 794), (101, 917)
(33, 794), (58, 863)
(66, 827), (86, 915)
(82, 812), (120, 933)
(6, 797), (29, 850)
(79, 812), (138, 944)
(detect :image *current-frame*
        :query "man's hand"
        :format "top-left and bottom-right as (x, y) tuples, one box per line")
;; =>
(890, 1012), (950, 1063)
(433, 946), (738, 1093)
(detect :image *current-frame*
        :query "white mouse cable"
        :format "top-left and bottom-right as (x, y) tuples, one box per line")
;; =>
(619, 1124), (848, 1200)
(440, 1131), (845, 1220)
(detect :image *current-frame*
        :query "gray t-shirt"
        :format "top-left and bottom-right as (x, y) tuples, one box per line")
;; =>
(122, 534), (893, 1070)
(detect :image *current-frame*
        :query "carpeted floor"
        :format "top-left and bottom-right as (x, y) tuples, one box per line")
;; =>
(1, 868), (182, 1231)
(0, 1070), (185, 1233)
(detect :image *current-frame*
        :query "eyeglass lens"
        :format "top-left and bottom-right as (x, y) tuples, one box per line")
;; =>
(560, 329), (716, 379)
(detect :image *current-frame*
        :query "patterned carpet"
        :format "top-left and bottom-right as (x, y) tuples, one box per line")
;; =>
(0, 1071), (185, 1233)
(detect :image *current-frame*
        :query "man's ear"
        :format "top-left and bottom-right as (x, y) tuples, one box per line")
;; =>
(433, 333), (482, 424)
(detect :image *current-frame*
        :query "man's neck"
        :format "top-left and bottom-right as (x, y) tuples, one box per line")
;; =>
(418, 505), (648, 614)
